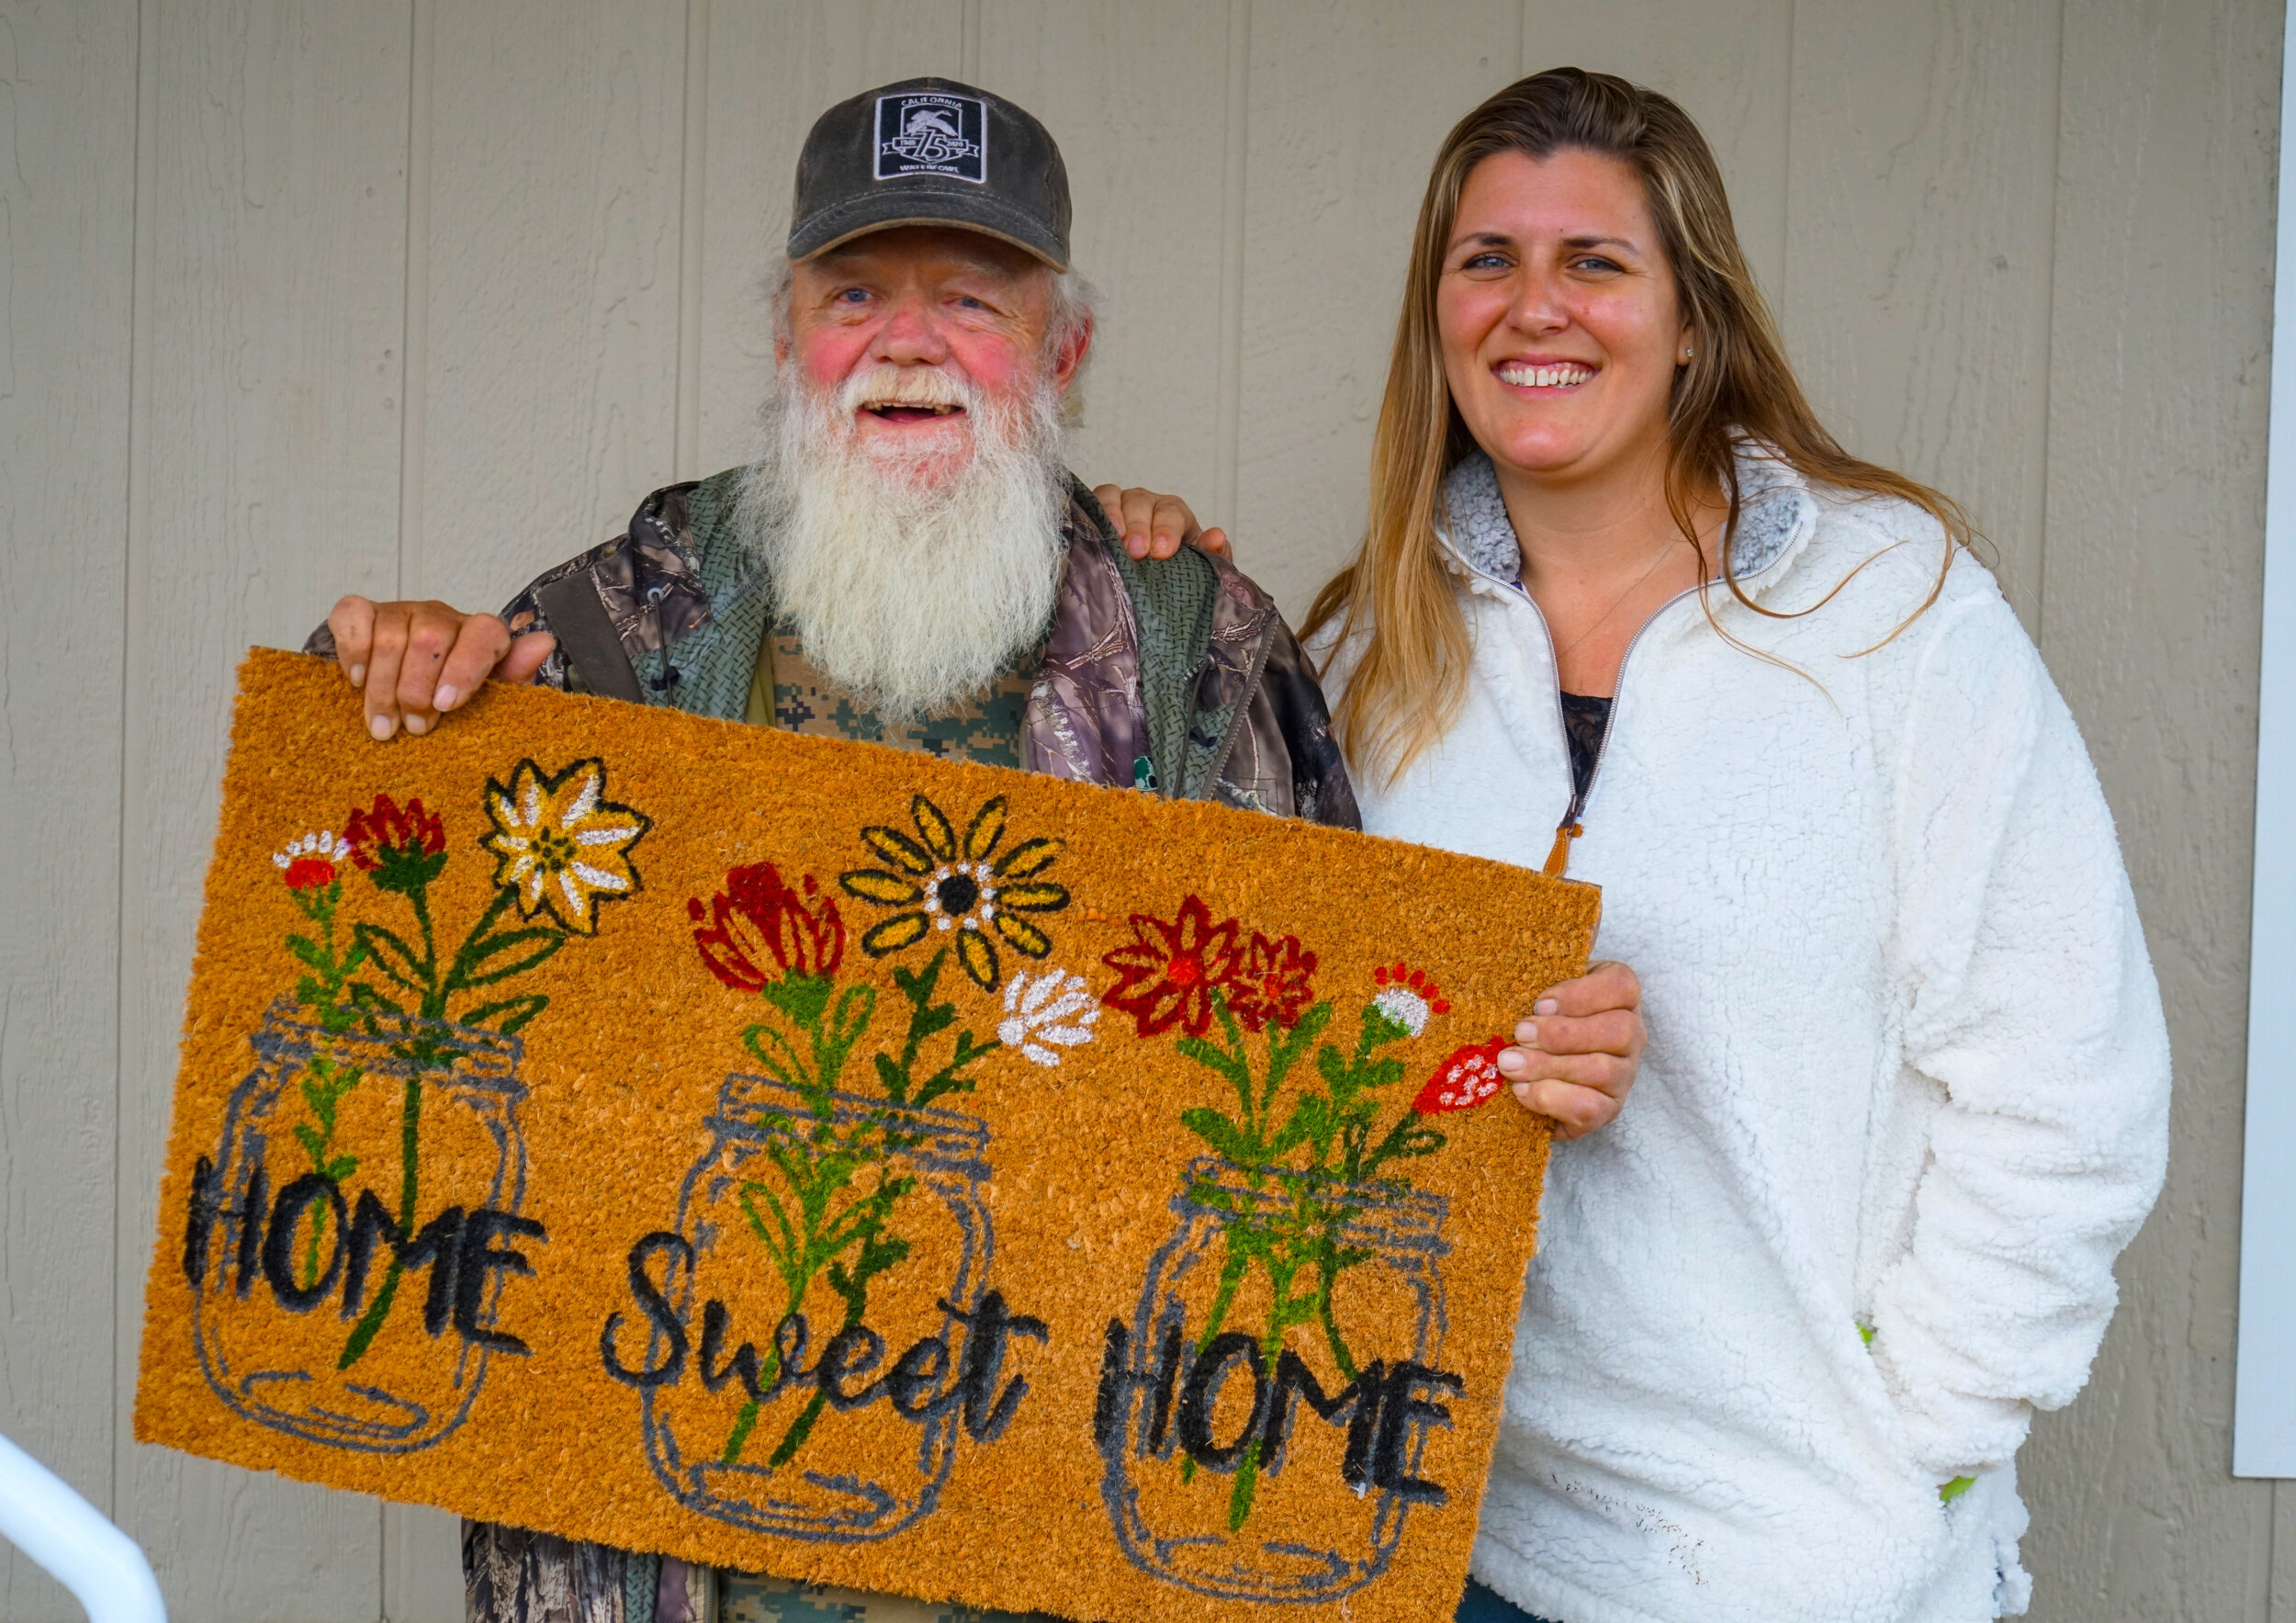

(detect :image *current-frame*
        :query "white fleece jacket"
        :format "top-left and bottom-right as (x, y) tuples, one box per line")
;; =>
(1327, 450), (2169, 1623)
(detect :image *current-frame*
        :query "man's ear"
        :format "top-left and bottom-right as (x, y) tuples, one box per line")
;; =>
(1052, 315), (1093, 397)
(773, 333), (790, 367)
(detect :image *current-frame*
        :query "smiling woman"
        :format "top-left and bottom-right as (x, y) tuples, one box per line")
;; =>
(1288, 67), (2173, 1623)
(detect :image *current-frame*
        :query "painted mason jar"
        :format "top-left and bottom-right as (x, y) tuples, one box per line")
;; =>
(190, 998), (528, 1454)
(1097, 1155), (1454, 1603)
(639, 1071), (995, 1544)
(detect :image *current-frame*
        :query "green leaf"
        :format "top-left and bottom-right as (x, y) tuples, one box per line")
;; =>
(763, 970), (835, 1031)
(1176, 1034), (1250, 1088)
(1269, 1095), (1327, 1157)
(293, 1122), (327, 1161)
(352, 922), (429, 994)
(462, 992), (549, 1034)
(1181, 1106), (1258, 1164)
(449, 931), (564, 989)
(744, 1020), (815, 1090)
(322, 1154), (359, 1182)
(285, 933), (332, 974)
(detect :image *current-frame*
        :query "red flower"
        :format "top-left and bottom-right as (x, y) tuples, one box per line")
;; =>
(1100, 895), (1244, 1037)
(1227, 931), (1318, 1033)
(343, 794), (445, 870)
(1411, 1036), (1512, 1114)
(283, 857), (337, 891)
(689, 862), (845, 990)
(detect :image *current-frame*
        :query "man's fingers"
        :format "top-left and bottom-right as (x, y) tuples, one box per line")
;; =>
(390, 602), (466, 723)
(1511, 1078), (1625, 1140)
(361, 605), (411, 739)
(431, 614), (514, 713)
(328, 595), (377, 687)
(498, 630), (557, 686)
(1510, 1008), (1643, 1059)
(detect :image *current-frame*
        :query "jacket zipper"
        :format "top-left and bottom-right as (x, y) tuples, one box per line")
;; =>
(1513, 580), (1702, 879)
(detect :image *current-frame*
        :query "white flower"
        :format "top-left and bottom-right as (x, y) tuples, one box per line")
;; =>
(271, 829), (346, 869)
(998, 969), (1099, 1067)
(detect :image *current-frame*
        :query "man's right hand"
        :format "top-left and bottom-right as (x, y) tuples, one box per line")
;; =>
(326, 596), (556, 739)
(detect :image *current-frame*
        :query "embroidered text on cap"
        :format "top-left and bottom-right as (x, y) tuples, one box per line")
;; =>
(875, 93), (987, 184)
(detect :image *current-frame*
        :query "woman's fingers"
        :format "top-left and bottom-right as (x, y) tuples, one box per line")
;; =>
(1090, 483), (1210, 560)
(1195, 524), (1233, 560)
(1500, 959), (1647, 1139)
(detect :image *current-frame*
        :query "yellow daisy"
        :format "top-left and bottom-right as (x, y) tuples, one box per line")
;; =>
(838, 794), (1068, 990)
(479, 757), (651, 934)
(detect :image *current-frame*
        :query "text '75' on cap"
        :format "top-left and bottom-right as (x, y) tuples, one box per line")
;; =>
(788, 77), (1073, 272)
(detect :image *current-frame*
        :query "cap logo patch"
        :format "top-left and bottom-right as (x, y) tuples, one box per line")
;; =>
(874, 93), (987, 184)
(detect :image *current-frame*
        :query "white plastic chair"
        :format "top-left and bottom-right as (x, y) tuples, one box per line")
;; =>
(0, 1434), (165, 1623)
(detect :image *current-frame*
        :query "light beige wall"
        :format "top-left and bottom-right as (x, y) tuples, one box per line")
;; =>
(0, 1), (2279, 1617)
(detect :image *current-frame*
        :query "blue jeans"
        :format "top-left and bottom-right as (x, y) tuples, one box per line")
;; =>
(1457, 1577), (1561, 1622)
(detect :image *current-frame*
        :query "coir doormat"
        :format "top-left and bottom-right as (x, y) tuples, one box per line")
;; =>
(137, 648), (1603, 1623)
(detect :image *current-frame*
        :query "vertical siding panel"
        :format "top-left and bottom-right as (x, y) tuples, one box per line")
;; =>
(1781, 0), (2063, 629)
(413, 0), (688, 610)
(116, 4), (411, 1618)
(976, 1), (1232, 502)
(1519, 0), (1793, 315)
(693, 2), (965, 476)
(0, 4), (137, 1617)
(2020, 0), (2280, 1617)
(1232, 0), (1517, 618)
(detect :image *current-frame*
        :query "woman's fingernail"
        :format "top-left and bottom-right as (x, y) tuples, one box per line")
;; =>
(433, 684), (458, 711)
(404, 713), (428, 737)
(1498, 1048), (1525, 1075)
(348, 663), (366, 688)
(1516, 1020), (1538, 1045)
(1534, 998), (1560, 1016)
(369, 714), (394, 741)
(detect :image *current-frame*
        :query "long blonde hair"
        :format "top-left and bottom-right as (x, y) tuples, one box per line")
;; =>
(1303, 67), (1975, 785)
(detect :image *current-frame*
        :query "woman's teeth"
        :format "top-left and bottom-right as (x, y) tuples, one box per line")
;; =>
(1498, 363), (1594, 389)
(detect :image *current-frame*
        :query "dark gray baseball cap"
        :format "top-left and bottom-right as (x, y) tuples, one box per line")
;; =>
(787, 77), (1073, 271)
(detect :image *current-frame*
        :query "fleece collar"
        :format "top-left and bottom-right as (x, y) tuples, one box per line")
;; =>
(1435, 441), (1819, 603)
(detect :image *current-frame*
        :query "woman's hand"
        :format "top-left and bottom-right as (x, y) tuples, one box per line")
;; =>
(1502, 961), (1645, 1139)
(1092, 484), (1233, 562)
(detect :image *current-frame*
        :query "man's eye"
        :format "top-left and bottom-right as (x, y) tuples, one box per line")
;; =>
(955, 295), (990, 310)
(836, 287), (870, 304)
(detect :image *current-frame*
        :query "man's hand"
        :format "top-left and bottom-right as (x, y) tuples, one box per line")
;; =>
(1092, 484), (1232, 562)
(326, 595), (556, 739)
(1500, 961), (1645, 1140)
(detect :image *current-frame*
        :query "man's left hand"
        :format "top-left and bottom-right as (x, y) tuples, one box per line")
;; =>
(1500, 960), (1645, 1140)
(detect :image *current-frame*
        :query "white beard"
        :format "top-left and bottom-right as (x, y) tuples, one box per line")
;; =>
(736, 359), (1071, 720)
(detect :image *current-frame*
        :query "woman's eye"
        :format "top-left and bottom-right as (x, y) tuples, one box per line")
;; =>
(1461, 253), (1511, 272)
(1570, 255), (1623, 275)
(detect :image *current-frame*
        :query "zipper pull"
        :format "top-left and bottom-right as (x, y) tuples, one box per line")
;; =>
(1542, 821), (1583, 879)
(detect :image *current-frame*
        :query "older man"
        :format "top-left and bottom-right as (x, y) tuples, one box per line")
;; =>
(311, 76), (1639, 1623)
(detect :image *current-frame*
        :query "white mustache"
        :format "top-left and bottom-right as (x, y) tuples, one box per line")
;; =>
(838, 363), (974, 415)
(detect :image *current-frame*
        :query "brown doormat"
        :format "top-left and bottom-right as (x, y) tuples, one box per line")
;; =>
(137, 648), (1602, 1623)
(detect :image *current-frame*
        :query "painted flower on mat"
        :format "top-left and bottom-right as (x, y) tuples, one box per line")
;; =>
(478, 757), (652, 934)
(1100, 895), (1245, 1038)
(273, 830), (347, 893)
(1411, 1035), (1511, 1114)
(1371, 963), (1451, 1037)
(998, 969), (1099, 1066)
(343, 793), (447, 894)
(690, 862), (846, 991)
(1227, 931), (1318, 1034)
(839, 794), (1069, 991)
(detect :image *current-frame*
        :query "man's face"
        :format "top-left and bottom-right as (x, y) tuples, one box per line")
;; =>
(778, 226), (1087, 485)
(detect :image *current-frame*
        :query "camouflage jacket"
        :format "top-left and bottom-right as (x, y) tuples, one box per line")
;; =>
(314, 467), (1357, 1623)
(475, 466), (1357, 825)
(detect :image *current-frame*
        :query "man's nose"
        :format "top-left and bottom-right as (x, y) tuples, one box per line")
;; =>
(871, 292), (951, 366)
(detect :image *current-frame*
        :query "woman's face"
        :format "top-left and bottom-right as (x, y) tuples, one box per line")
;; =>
(1437, 148), (1689, 490)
